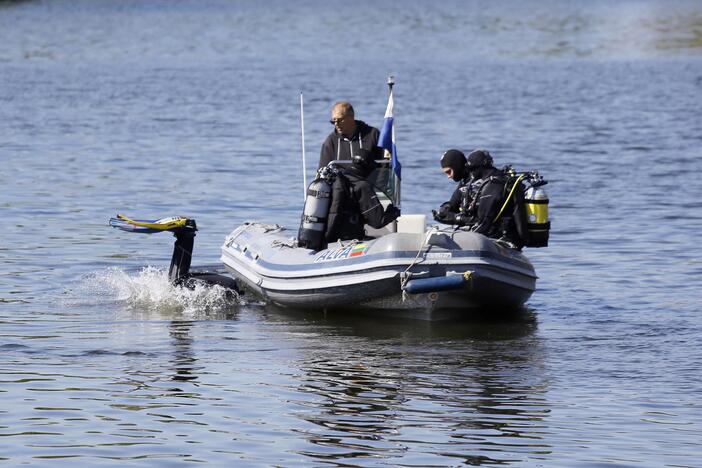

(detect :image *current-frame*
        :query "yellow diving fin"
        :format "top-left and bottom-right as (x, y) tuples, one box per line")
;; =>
(116, 214), (189, 230)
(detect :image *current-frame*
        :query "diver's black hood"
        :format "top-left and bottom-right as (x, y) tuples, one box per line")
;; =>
(441, 149), (467, 182)
(465, 149), (495, 180)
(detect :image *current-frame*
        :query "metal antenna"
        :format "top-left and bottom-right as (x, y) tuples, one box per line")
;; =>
(300, 92), (307, 201)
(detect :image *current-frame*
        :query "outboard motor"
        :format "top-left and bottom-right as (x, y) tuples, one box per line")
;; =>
(297, 176), (332, 250)
(524, 178), (550, 247)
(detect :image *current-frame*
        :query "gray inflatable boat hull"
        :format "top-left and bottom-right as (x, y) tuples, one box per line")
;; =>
(220, 222), (537, 320)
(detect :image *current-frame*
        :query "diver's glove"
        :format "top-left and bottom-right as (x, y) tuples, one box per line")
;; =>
(386, 205), (401, 221)
(433, 209), (456, 224)
(432, 209), (469, 226)
(433, 203), (451, 222)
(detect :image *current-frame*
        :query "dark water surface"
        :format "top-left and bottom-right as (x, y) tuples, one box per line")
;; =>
(2, 0), (702, 465)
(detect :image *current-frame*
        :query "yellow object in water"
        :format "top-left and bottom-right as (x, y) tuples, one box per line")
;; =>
(116, 214), (189, 231)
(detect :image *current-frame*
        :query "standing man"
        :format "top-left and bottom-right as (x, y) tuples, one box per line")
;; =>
(318, 101), (383, 169)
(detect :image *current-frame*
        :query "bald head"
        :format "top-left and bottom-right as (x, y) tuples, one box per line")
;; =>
(330, 101), (356, 136)
(332, 101), (354, 117)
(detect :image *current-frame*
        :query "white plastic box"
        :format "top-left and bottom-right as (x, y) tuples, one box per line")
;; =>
(396, 214), (426, 234)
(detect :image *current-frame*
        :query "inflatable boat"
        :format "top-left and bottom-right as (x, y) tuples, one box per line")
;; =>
(220, 217), (537, 320)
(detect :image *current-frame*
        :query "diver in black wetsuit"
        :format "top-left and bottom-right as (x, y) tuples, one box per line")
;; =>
(433, 149), (528, 249)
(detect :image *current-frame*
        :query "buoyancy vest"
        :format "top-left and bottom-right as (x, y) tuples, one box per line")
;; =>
(492, 168), (550, 248)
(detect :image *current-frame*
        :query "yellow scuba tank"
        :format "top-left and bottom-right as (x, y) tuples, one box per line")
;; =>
(524, 184), (550, 247)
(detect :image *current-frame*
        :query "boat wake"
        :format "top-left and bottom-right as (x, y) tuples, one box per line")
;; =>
(82, 266), (241, 316)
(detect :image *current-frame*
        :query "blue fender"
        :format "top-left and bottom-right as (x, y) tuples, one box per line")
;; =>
(402, 272), (473, 294)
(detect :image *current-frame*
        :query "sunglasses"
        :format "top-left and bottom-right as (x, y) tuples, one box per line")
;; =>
(329, 117), (347, 125)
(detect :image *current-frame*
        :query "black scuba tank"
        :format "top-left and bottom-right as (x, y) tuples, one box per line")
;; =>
(297, 177), (332, 250)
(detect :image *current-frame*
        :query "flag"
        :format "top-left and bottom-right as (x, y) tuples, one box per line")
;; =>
(378, 86), (401, 207)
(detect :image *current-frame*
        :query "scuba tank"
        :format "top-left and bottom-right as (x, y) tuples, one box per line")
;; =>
(524, 176), (550, 247)
(493, 167), (550, 248)
(297, 172), (333, 251)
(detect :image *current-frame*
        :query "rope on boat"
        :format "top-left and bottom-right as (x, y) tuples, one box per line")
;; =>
(260, 223), (284, 233)
(331, 238), (362, 248)
(240, 221), (284, 233)
(400, 226), (439, 301)
(271, 238), (297, 249)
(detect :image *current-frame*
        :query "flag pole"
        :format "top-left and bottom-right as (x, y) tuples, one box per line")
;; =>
(386, 76), (400, 209)
(300, 92), (307, 201)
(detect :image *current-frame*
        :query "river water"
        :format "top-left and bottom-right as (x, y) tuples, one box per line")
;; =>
(2, 0), (702, 466)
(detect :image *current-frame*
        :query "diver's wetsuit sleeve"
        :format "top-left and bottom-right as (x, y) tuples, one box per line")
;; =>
(443, 184), (463, 213)
(432, 181), (467, 225)
(470, 180), (503, 234)
(436, 181), (466, 219)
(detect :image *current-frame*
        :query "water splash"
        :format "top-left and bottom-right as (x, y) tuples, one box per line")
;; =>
(81, 266), (240, 317)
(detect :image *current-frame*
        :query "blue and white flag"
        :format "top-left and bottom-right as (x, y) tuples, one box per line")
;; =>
(378, 86), (401, 206)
